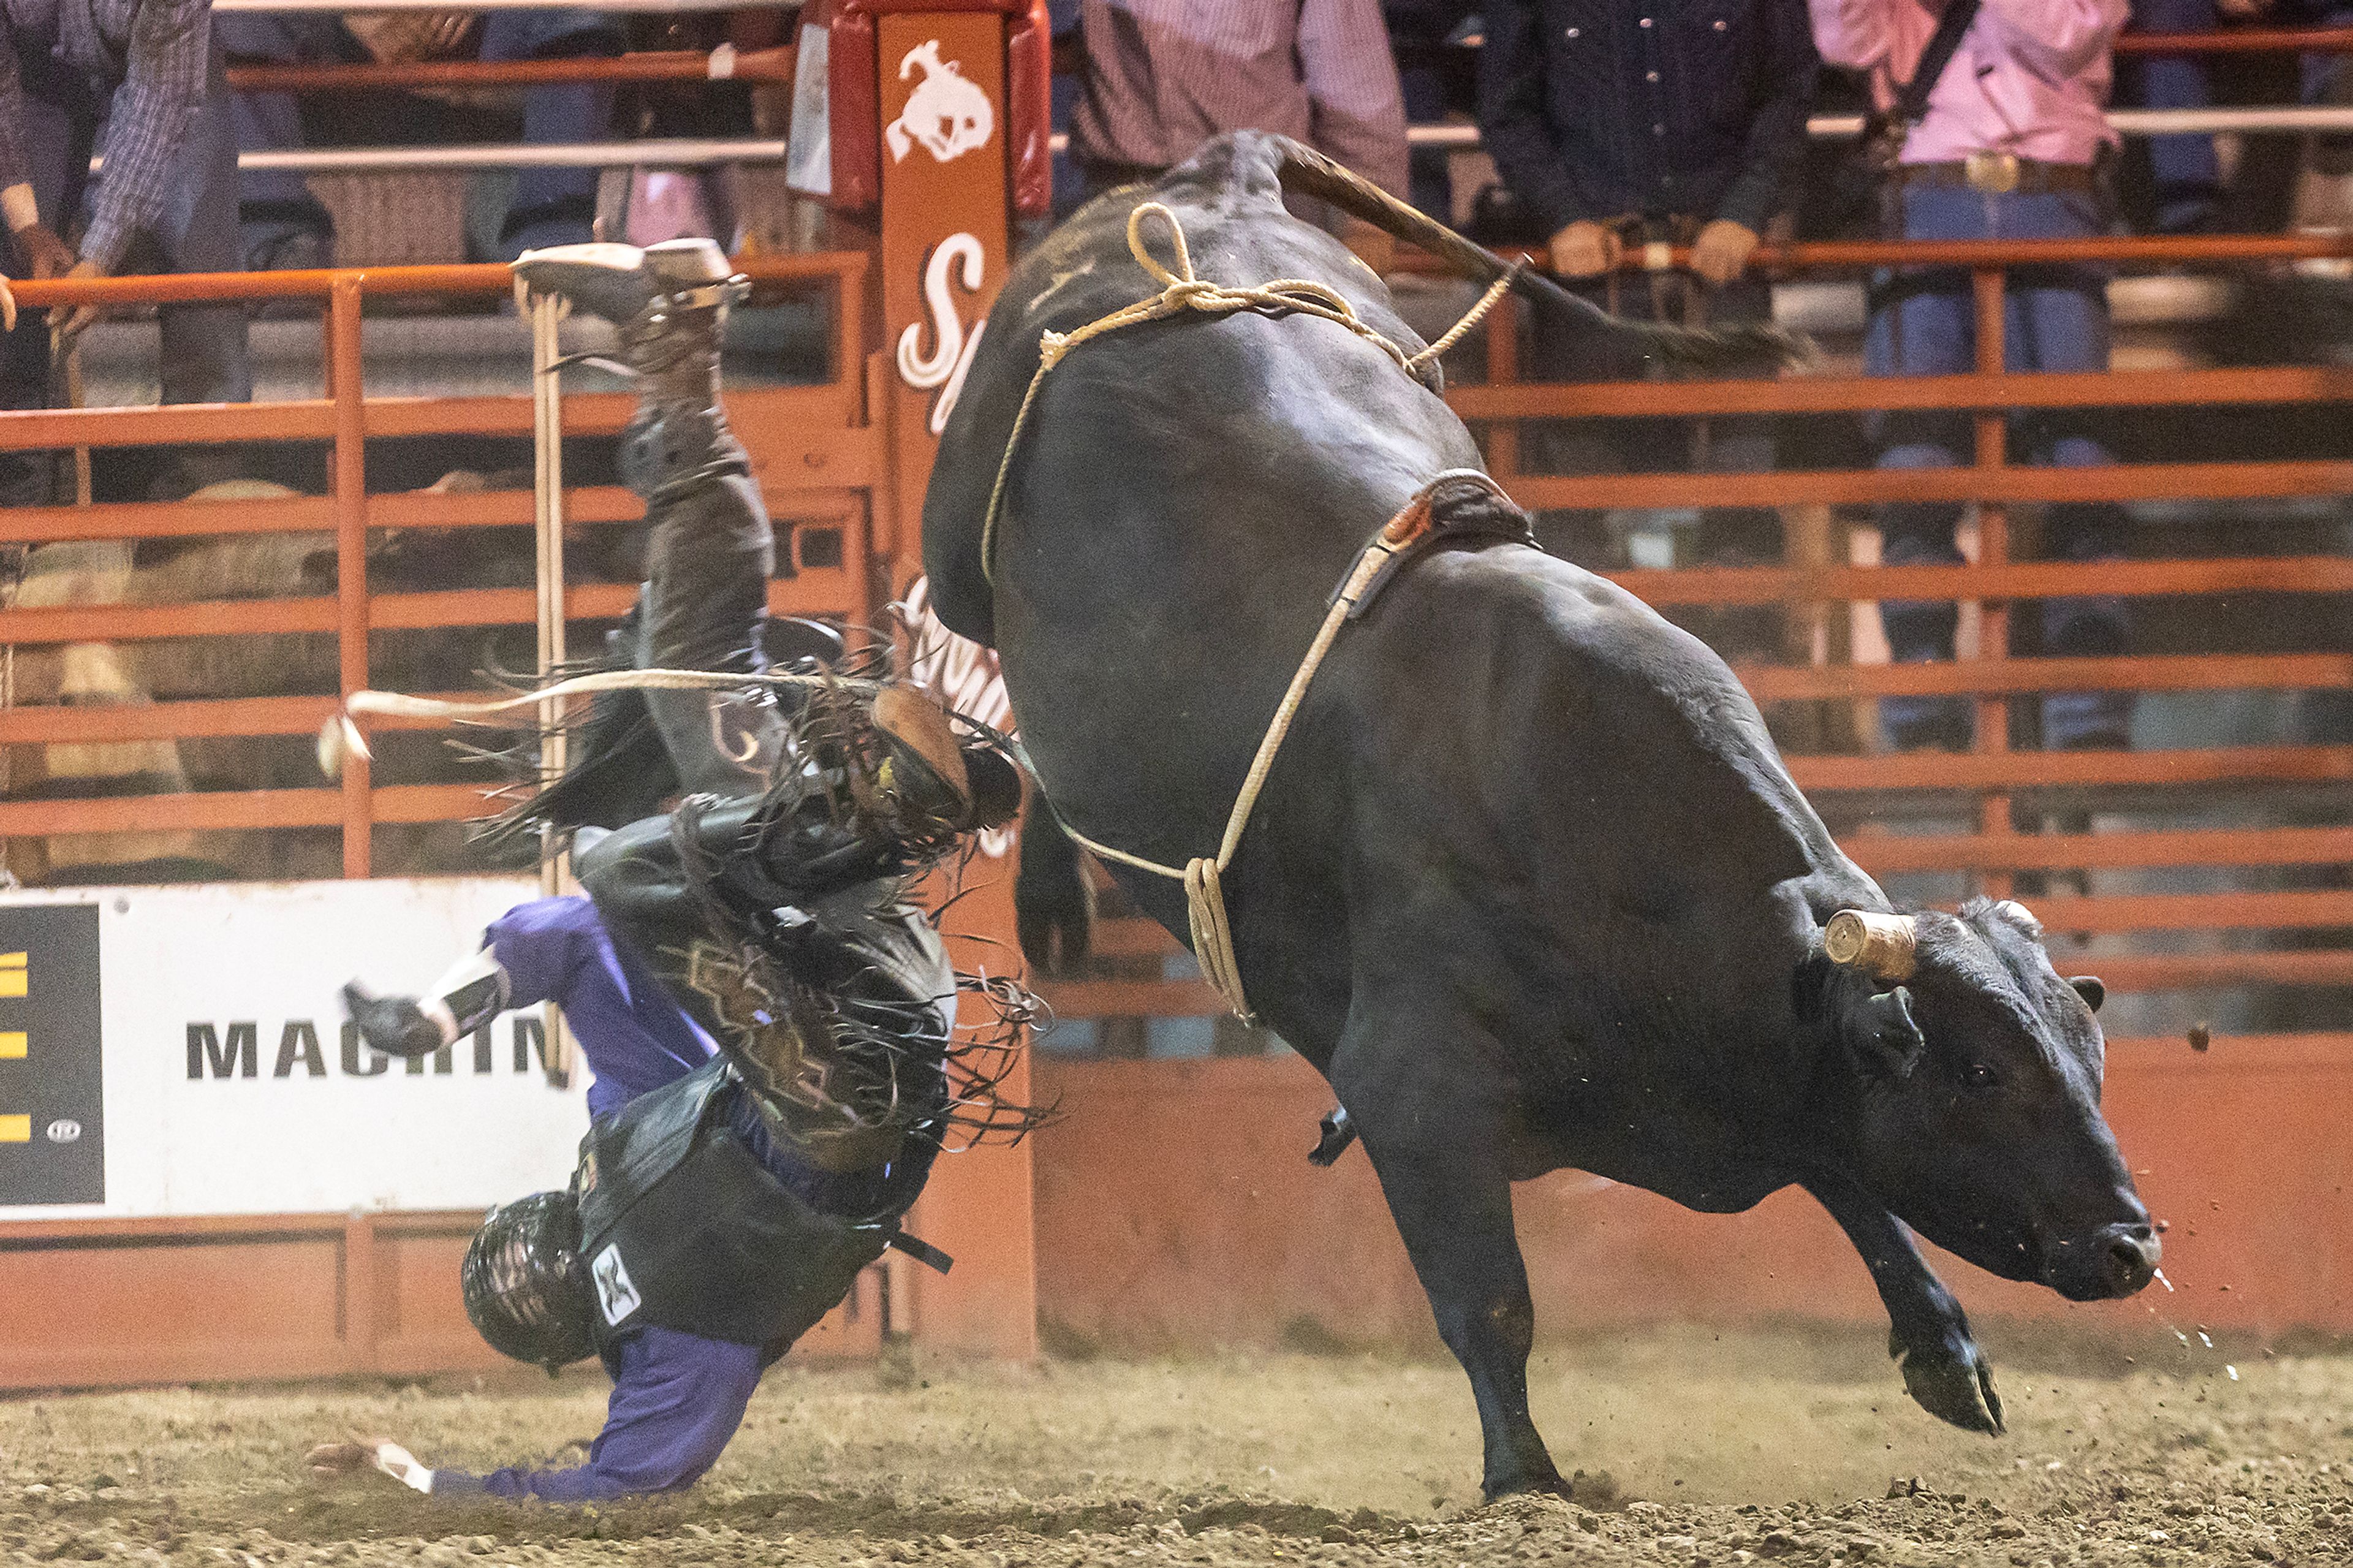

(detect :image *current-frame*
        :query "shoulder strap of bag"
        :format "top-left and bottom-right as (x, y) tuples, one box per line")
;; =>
(1891, 0), (1984, 129)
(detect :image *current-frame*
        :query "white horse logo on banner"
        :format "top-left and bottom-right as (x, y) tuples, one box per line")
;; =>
(884, 40), (994, 164)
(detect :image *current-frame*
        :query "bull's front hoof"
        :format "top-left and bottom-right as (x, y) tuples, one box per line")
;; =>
(1895, 1333), (2006, 1436)
(1479, 1464), (1577, 1506)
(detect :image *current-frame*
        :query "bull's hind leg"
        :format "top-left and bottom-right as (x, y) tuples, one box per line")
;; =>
(1805, 1176), (2004, 1435)
(1332, 1001), (1566, 1501)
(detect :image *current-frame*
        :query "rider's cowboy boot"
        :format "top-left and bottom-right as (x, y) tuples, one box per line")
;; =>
(343, 946), (508, 1060)
(509, 237), (752, 509)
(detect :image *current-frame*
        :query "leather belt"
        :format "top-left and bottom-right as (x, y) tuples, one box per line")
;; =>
(1898, 154), (2097, 195)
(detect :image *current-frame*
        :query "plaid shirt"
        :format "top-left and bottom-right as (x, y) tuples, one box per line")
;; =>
(0, 0), (212, 269)
(1067, 0), (1411, 197)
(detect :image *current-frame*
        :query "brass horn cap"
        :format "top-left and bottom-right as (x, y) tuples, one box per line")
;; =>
(1825, 909), (1919, 980)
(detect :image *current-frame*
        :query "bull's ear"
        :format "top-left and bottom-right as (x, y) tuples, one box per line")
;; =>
(2069, 976), (2105, 1014)
(1843, 985), (1927, 1082)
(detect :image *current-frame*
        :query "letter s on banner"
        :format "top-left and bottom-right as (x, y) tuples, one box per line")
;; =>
(898, 232), (988, 436)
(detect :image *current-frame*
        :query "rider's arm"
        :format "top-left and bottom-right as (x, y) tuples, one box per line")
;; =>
(432, 1327), (765, 1501)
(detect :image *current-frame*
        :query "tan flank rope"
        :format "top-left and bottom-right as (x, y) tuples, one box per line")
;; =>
(978, 201), (1515, 585)
(1055, 468), (1515, 1025)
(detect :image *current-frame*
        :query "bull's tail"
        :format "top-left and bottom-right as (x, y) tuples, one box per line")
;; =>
(1271, 140), (1810, 379)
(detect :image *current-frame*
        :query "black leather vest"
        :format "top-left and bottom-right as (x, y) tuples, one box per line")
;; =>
(574, 1057), (895, 1359)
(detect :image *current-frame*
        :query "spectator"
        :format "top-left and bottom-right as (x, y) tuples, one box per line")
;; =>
(2127, 0), (2211, 232)
(2284, 0), (2353, 195)
(1064, 0), (1410, 205)
(220, 9), (624, 268)
(1384, 0), (1477, 219)
(2120, 0), (2224, 233)
(1812, 0), (2134, 753)
(1477, 0), (1818, 638)
(0, 0), (249, 498)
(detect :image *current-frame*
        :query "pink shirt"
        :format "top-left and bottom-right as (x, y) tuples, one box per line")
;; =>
(1806, 0), (2126, 167)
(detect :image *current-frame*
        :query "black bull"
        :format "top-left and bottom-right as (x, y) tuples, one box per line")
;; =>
(922, 133), (2159, 1500)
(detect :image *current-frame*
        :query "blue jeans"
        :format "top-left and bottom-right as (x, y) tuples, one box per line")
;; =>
(2125, 0), (2222, 231)
(1867, 183), (2131, 751)
(221, 9), (622, 262)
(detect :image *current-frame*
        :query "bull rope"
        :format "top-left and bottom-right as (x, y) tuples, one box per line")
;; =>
(976, 202), (1514, 586)
(974, 200), (1517, 1025)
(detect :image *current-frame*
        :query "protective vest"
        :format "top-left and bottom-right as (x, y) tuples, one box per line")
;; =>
(573, 1056), (915, 1360)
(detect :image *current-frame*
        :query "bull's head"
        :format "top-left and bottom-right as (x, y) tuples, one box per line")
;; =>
(1820, 898), (2159, 1303)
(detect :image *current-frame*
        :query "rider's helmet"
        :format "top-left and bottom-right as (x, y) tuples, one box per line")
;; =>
(460, 1188), (597, 1371)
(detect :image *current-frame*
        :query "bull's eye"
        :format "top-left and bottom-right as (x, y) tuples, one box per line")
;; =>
(1963, 1062), (2001, 1089)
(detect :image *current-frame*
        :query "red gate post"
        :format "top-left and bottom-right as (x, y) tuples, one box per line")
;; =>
(792, 0), (1051, 1360)
(877, 10), (1011, 574)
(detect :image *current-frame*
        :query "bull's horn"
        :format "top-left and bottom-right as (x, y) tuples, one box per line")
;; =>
(1825, 911), (1918, 981)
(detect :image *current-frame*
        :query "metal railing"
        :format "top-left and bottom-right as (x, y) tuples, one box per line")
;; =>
(1396, 105), (2353, 149)
(228, 139), (790, 172)
(0, 254), (874, 879)
(225, 44), (798, 93)
(211, 23), (2353, 173)
(1035, 232), (2353, 1035)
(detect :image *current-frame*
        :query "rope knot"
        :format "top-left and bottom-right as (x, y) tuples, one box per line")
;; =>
(1037, 329), (1071, 368)
(1183, 855), (1254, 1024)
(1126, 200), (1195, 286)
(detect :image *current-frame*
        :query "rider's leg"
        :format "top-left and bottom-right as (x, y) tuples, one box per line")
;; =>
(509, 238), (783, 800)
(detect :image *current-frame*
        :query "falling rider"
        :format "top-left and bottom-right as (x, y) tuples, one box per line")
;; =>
(304, 240), (1033, 1501)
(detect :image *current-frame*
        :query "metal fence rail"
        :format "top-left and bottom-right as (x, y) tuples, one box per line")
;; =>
(225, 44), (797, 93)
(1400, 105), (2353, 148)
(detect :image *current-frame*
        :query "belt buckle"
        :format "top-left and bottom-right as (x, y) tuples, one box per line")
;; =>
(1964, 152), (2020, 195)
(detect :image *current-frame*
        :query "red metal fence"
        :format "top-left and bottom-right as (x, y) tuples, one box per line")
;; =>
(0, 254), (872, 878)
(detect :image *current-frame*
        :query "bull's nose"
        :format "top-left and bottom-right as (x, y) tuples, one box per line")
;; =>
(2097, 1224), (2161, 1297)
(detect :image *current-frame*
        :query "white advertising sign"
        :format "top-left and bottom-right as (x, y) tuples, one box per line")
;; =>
(0, 878), (595, 1221)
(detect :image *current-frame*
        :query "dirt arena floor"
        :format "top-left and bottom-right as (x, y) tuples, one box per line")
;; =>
(4, 1326), (2349, 1567)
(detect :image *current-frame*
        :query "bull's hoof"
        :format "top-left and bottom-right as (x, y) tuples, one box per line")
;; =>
(1895, 1332), (2006, 1436)
(1479, 1467), (1576, 1506)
